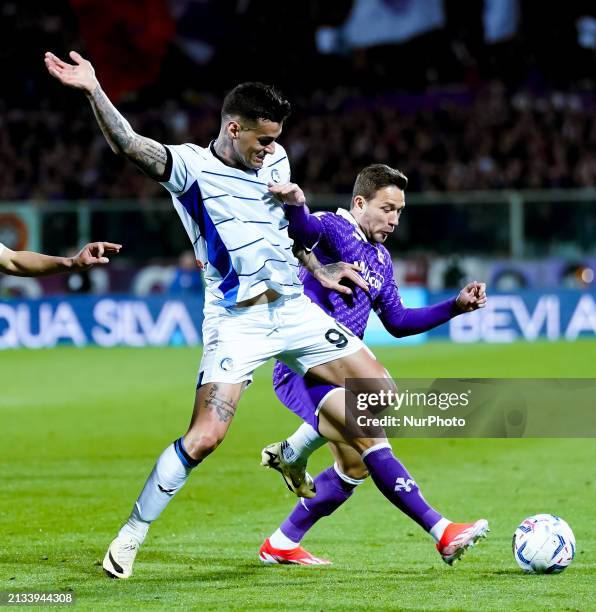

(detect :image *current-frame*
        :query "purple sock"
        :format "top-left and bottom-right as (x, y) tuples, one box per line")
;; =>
(363, 445), (442, 531)
(280, 466), (357, 543)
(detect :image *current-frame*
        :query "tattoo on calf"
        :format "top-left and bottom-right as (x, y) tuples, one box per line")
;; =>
(205, 385), (236, 423)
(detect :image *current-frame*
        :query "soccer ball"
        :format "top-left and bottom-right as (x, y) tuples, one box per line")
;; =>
(512, 514), (575, 574)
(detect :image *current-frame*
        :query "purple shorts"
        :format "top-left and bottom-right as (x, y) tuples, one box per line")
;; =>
(273, 369), (340, 434)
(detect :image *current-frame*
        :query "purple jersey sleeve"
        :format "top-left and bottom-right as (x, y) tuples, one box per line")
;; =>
(285, 204), (323, 251)
(374, 257), (460, 337)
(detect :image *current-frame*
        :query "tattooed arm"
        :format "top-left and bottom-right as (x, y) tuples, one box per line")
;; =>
(293, 244), (369, 296)
(44, 51), (167, 180)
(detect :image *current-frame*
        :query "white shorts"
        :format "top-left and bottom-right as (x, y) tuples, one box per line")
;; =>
(198, 293), (364, 385)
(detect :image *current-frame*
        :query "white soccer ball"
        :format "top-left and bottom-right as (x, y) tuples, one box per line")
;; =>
(512, 514), (575, 574)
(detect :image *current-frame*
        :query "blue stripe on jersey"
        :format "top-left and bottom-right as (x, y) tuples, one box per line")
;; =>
(250, 278), (302, 287)
(237, 257), (290, 277)
(177, 181), (240, 305)
(214, 217), (235, 226)
(203, 193), (261, 202)
(266, 156), (287, 168)
(228, 237), (265, 252)
(202, 170), (266, 186)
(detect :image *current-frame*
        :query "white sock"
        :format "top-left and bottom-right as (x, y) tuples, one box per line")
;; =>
(119, 502), (150, 545)
(283, 423), (326, 463)
(429, 517), (452, 543)
(119, 440), (195, 544)
(269, 528), (299, 550)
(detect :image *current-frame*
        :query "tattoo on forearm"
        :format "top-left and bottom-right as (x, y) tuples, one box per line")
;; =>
(293, 244), (320, 274)
(205, 385), (236, 423)
(88, 86), (166, 179)
(89, 86), (133, 151)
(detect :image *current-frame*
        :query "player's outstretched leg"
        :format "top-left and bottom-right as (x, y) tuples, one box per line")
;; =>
(260, 442), (366, 565)
(103, 382), (244, 579)
(263, 350), (489, 565)
(360, 442), (489, 564)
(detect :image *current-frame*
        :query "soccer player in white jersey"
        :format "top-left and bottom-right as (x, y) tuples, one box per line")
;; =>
(0, 241), (121, 276)
(45, 51), (405, 579)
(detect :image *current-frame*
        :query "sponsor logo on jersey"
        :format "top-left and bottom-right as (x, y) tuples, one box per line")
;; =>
(353, 260), (384, 291)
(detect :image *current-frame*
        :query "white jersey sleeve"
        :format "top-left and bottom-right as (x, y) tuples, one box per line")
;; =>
(0, 242), (5, 258)
(160, 143), (205, 195)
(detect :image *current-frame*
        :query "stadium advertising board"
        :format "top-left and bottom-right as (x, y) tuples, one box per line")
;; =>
(429, 290), (596, 343)
(369, 289), (596, 345)
(0, 296), (203, 349)
(0, 289), (594, 349)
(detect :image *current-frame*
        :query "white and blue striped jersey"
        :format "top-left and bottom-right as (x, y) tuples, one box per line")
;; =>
(160, 143), (302, 307)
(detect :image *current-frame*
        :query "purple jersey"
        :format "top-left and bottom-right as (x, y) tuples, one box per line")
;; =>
(272, 205), (460, 431)
(273, 207), (459, 390)
(274, 208), (397, 389)
(297, 208), (395, 339)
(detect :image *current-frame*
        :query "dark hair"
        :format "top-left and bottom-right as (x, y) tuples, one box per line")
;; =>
(351, 164), (408, 203)
(222, 82), (291, 124)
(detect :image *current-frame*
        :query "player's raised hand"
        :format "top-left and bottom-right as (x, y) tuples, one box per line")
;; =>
(72, 242), (122, 270)
(456, 281), (488, 312)
(269, 182), (306, 206)
(314, 262), (369, 295)
(44, 51), (99, 94)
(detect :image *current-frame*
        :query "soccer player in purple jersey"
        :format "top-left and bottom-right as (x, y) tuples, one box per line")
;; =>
(259, 164), (489, 566)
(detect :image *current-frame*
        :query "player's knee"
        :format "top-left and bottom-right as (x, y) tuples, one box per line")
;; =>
(336, 461), (368, 481)
(340, 465), (368, 480)
(184, 432), (223, 459)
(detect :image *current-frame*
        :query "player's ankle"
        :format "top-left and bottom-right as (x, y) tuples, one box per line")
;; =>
(118, 525), (147, 547)
(119, 505), (150, 546)
(429, 517), (452, 543)
(280, 440), (302, 464)
(285, 423), (326, 462)
(269, 528), (300, 550)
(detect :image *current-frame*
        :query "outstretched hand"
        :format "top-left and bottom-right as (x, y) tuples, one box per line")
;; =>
(44, 51), (99, 94)
(456, 281), (487, 313)
(313, 262), (369, 296)
(72, 242), (122, 270)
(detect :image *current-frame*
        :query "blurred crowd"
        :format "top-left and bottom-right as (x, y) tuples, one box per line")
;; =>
(2, 0), (596, 200)
(2, 81), (596, 200)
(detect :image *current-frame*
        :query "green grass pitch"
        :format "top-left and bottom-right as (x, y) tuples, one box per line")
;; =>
(1, 340), (595, 610)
